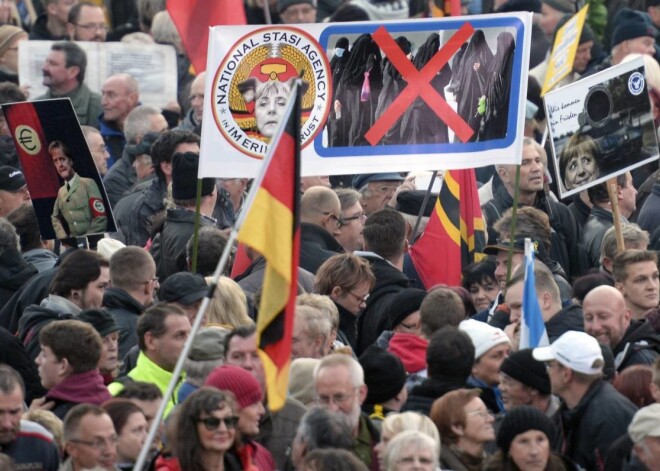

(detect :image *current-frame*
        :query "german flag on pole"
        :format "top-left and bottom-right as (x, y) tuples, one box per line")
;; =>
(236, 82), (301, 412)
(166, 0), (246, 73)
(409, 169), (486, 288)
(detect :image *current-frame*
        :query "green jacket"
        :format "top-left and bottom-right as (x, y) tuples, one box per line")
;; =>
(108, 351), (183, 417)
(36, 83), (101, 128)
(51, 173), (107, 239)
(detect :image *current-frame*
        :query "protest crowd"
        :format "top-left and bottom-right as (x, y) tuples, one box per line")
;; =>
(2, 0), (660, 470)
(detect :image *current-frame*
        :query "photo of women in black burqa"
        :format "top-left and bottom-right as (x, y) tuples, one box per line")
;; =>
(454, 30), (493, 139)
(375, 36), (412, 145)
(400, 33), (452, 145)
(479, 31), (515, 141)
(331, 33), (383, 147)
(327, 37), (350, 148)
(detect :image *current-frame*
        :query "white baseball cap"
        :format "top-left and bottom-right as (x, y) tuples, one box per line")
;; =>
(532, 331), (604, 375)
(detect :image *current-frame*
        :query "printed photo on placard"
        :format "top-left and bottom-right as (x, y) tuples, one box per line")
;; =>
(544, 57), (660, 199)
(3, 98), (116, 240)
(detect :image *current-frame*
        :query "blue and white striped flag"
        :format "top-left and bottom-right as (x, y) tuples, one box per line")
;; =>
(519, 238), (550, 349)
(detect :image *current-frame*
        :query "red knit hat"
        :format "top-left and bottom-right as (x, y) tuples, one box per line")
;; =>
(204, 365), (263, 409)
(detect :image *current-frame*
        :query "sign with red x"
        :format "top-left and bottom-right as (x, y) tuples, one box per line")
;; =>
(200, 14), (533, 178)
(366, 24), (476, 146)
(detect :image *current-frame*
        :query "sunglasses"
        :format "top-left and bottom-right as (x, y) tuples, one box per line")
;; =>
(199, 416), (239, 431)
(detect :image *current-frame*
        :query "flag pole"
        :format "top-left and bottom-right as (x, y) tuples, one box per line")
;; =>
(410, 170), (439, 243)
(191, 178), (203, 273)
(132, 82), (301, 471)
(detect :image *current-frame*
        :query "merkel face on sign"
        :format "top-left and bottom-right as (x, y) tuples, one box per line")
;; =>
(211, 26), (331, 159)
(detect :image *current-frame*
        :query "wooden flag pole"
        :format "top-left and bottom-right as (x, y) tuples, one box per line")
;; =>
(607, 177), (625, 251)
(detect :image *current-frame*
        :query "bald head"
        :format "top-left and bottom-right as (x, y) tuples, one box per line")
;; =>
(583, 285), (631, 348)
(301, 186), (341, 235)
(189, 72), (206, 123)
(101, 73), (140, 126)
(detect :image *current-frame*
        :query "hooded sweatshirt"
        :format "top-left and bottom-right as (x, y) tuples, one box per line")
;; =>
(46, 369), (112, 419)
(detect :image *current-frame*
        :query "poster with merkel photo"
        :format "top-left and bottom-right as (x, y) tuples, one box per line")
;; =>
(544, 57), (660, 199)
(3, 99), (115, 240)
(199, 13), (532, 178)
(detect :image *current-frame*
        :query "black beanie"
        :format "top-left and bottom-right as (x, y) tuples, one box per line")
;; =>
(553, 14), (595, 45)
(335, 37), (349, 49)
(497, 406), (556, 453)
(499, 348), (551, 395)
(542, 0), (575, 13)
(359, 345), (406, 405)
(278, 0), (315, 13)
(172, 152), (215, 200)
(612, 8), (656, 47)
(396, 190), (437, 217)
(385, 288), (427, 330)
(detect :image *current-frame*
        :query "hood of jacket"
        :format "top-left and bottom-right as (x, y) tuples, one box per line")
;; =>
(546, 303), (584, 342)
(102, 287), (144, 314)
(46, 369), (112, 405)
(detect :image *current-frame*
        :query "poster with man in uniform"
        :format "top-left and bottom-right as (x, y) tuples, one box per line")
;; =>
(3, 98), (115, 240)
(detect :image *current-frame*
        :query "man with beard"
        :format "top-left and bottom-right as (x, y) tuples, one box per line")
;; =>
(313, 353), (379, 469)
(0, 365), (60, 470)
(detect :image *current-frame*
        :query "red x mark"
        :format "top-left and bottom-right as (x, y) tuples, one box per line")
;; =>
(365, 24), (476, 146)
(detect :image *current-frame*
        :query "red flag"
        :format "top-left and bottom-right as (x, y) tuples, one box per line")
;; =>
(3, 102), (61, 199)
(236, 83), (301, 411)
(409, 169), (485, 288)
(166, 0), (246, 73)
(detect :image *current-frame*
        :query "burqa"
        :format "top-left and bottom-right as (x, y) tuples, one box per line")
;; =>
(332, 33), (383, 147)
(454, 30), (493, 137)
(400, 33), (452, 145)
(480, 32), (515, 141)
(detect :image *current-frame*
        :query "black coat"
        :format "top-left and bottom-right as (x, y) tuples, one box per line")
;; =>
(103, 287), (145, 359)
(402, 377), (466, 416)
(102, 148), (137, 208)
(557, 380), (637, 471)
(546, 303), (584, 342)
(356, 254), (410, 355)
(113, 176), (164, 247)
(613, 319), (660, 372)
(150, 208), (215, 281)
(0, 325), (46, 403)
(298, 223), (344, 275)
(581, 205), (617, 270)
(0, 249), (37, 310)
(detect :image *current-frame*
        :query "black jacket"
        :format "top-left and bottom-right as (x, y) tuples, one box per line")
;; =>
(356, 254), (410, 355)
(482, 184), (584, 281)
(403, 377), (466, 416)
(557, 380), (637, 471)
(546, 304), (584, 342)
(299, 223), (344, 275)
(102, 287), (145, 359)
(568, 194), (591, 229)
(581, 205), (617, 270)
(150, 208), (215, 281)
(0, 325), (46, 404)
(103, 148), (138, 208)
(113, 176), (165, 247)
(0, 265), (57, 334)
(0, 249), (37, 309)
(337, 302), (359, 351)
(613, 319), (660, 372)
(28, 14), (68, 40)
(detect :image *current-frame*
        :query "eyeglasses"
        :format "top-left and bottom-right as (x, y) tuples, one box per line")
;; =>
(75, 23), (108, 32)
(341, 211), (366, 224)
(347, 290), (369, 303)
(467, 409), (494, 419)
(69, 436), (118, 450)
(143, 276), (159, 285)
(198, 416), (239, 431)
(323, 212), (342, 229)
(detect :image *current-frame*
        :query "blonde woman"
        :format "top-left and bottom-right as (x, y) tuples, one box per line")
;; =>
(205, 276), (254, 328)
